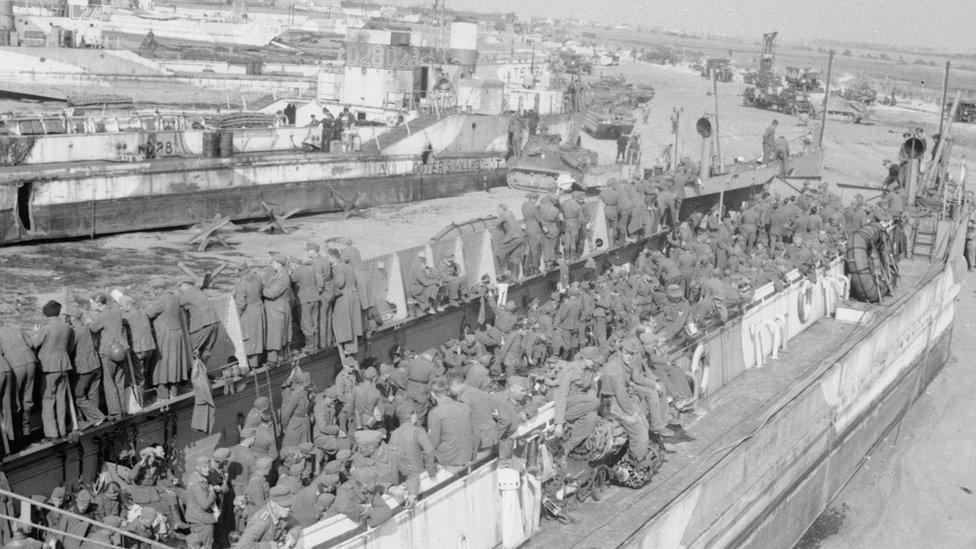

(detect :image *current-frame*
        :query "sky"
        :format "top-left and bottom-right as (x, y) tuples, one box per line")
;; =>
(404, 0), (976, 53)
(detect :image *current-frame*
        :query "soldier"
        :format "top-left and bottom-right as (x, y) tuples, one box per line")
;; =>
(539, 195), (562, 269)
(280, 371), (312, 448)
(49, 488), (97, 549)
(184, 456), (218, 549)
(737, 201), (761, 250)
(88, 293), (128, 418)
(328, 466), (396, 527)
(234, 262), (266, 371)
(350, 429), (401, 493)
(250, 410), (279, 462)
(31, 301), (72, 441)
(244, 457), (273, 520)
(555, 287), (583, 355)
(80, 515), (121, 549)
(145, 291), (190, 401)
(328, 246), (363, 355)
(0, 341), (12, 444)
(495, 204), (525, 280)
(4, 525), (43, 549)
(241, 396), (270, 436)
(388, 401), (436, 494)
(337, 239), (383, 335)
(226, 435), (256, 499)
(615, 132), (628, 162)
(93, 482), (123, 520)
(490, 376), (528, 458)
(349, 366), (381, 431)
(290, 474), (339, 528)
(262, 252), (293, 366)
(613, 179), (633, 241)
(237, 484), (296, 548)
(599, 348), (651, 465)
(119, 296), (156, 396)
(448, 373), (498, 460)
(553, 350), (602, 457)
(427, 379), (476, 472)
(620, 338), (673, 437)
(773, 135), (791, 175)
(521, 193), (545, 275)
(123, 507), (160, 548)
(599, 185), (621, 246)
(312, 387), (340, 442)
(560, 192), (588, 260)
(291, 245), (324, 354)
(408, 253), (441, 315)
(437, 258), (463, 309)
(0, 321), (36, 438)
(177, 279), (219, 363)
(313, 247), (336, 350)
(403, 350), (435, 422)
(762, 119), (778, 163)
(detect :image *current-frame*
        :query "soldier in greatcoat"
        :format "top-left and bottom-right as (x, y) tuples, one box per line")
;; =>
(262, 252), (293, 366)
(145, 292), (191, 400)
(279, 371), (312, 448)
(328, 246), (363, 356)
(234, 262), (266, 371)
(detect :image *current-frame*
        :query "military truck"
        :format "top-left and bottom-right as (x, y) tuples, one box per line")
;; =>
(954, 99), (976, 123)
(701, 58), (734, 82)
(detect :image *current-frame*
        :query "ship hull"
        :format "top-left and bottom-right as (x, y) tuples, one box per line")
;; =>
(103, 12), (281, 47)
(0, 152), (507, 243)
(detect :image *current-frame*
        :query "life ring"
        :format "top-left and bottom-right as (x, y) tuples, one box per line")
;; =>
(797, 279), (813, 323)
(844, 222), (892, 303)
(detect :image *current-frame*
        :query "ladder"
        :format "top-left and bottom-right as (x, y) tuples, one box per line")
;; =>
(912, 216), (939, 260)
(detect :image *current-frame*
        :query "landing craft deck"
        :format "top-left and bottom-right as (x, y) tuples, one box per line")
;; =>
(528, 256), (959, 548)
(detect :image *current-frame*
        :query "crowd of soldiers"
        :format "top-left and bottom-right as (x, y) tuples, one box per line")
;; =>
(10, 171), (907, 548)
(0, 281), (221, 449)
(0, 236), (392, 454)
(5, 127), (919, 547)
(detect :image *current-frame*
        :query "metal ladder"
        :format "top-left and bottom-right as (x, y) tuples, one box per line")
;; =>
(912, 216), (939, 259)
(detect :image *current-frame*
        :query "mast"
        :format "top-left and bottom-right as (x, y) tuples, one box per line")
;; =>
(711, 67), (722, 171)
(818, 49), (833, 148)
(938, 60), (950, 137)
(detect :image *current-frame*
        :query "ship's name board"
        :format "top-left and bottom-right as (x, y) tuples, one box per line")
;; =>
(412, 157), (504, 176)
(345, 43), (430, 70)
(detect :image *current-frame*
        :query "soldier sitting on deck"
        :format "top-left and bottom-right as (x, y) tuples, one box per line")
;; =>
(408, 252), (442, 315)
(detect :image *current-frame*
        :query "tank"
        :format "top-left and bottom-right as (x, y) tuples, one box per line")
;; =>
(506, 134), (598, 193)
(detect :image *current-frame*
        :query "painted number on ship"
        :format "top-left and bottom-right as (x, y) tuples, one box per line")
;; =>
(412, 157), (504, 176)
(345, 43), (423, 70)
(154, 140), (176, 156)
